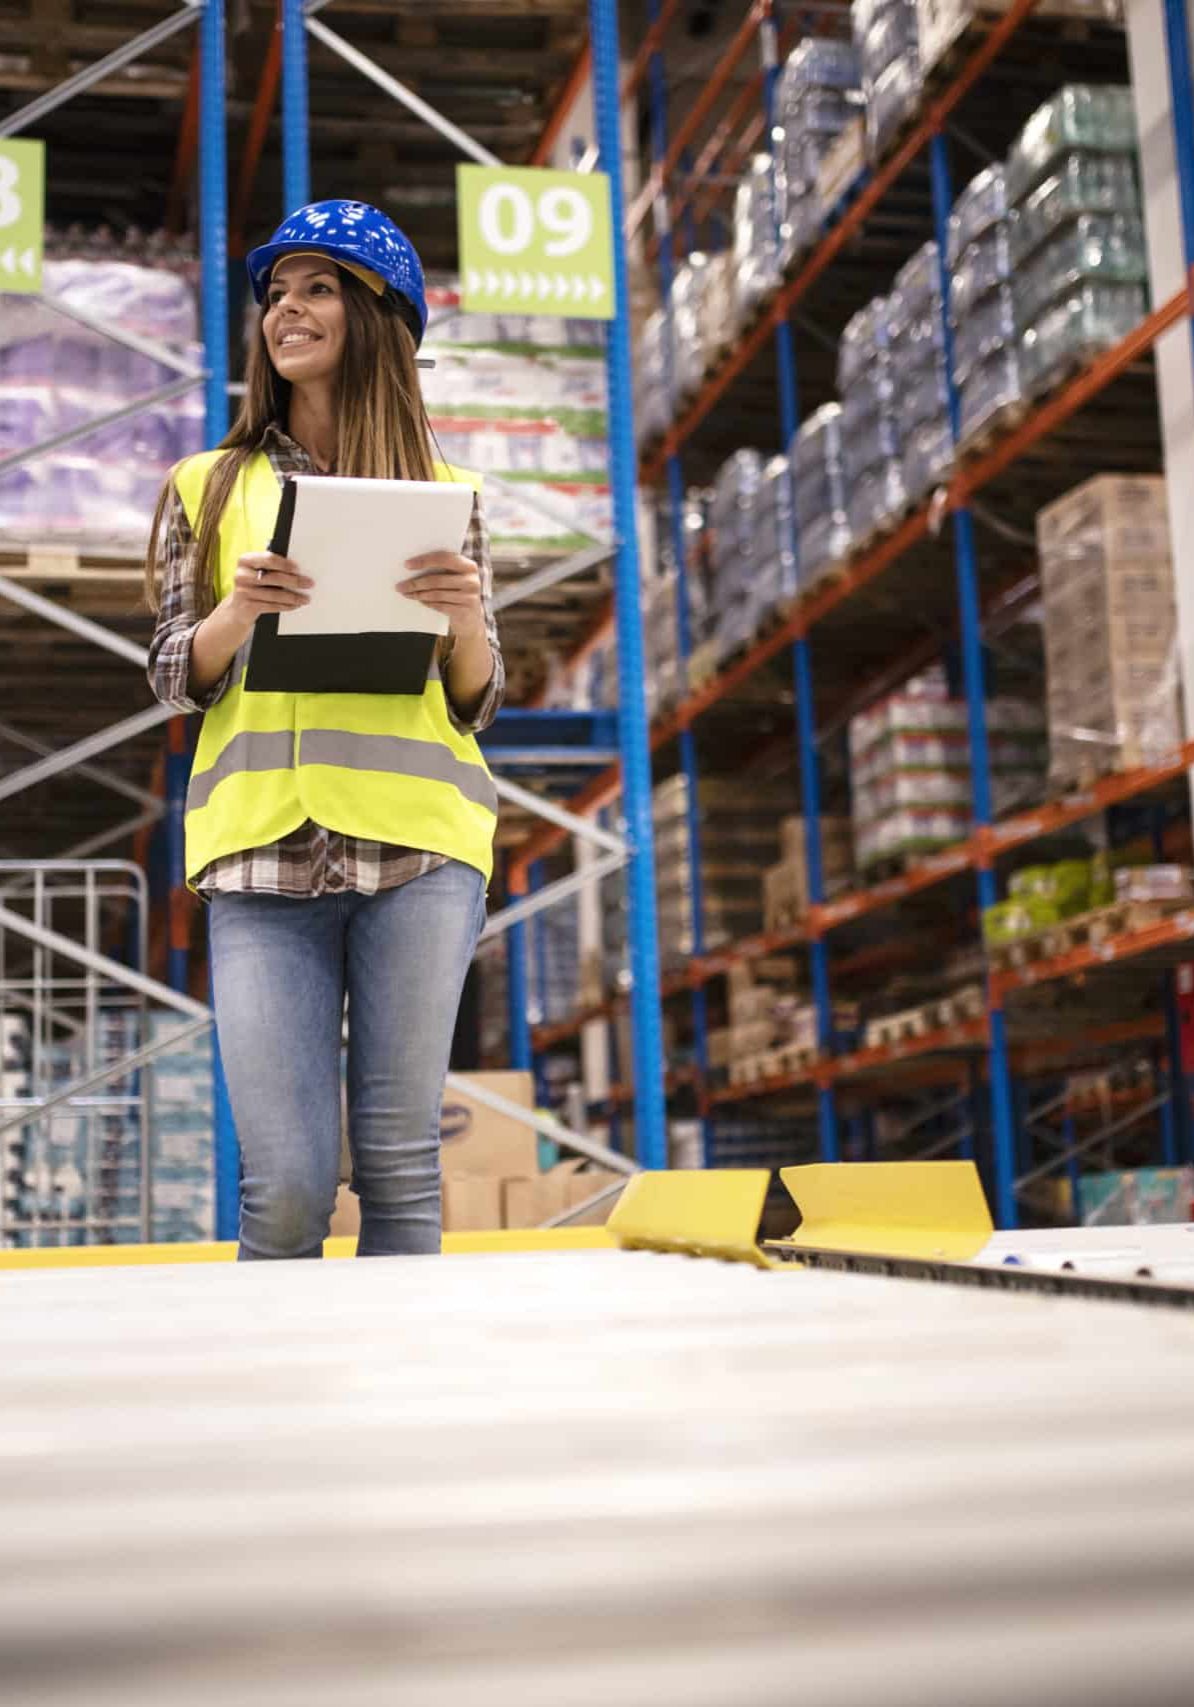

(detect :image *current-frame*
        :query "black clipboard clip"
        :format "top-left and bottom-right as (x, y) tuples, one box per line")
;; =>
(243, 476), (437, 696)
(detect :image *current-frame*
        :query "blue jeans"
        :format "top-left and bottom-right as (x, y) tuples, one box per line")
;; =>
(209, 861), (486, 1260)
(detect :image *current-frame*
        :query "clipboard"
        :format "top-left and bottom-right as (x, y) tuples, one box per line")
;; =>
(244, 475), (475, 695)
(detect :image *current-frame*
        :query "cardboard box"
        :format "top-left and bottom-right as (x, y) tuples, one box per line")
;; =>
(778, 814), (853, 867)
(329, 1183), (360, 1238)
(442, 1173), (505, 1232)
(566, 1166), (628, 1225)
(439, 1070), (539, 1178)
(503, 1160), (583, 1229)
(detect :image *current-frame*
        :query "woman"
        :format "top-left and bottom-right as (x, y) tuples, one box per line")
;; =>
(146, 201), (503, 1261)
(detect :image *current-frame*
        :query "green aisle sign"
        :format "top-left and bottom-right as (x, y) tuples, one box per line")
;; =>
(457, 164), (614, 320)
(0, 138), (44, 294)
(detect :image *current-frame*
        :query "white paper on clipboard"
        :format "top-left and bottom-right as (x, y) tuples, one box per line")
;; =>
(276, 475), (474, 638)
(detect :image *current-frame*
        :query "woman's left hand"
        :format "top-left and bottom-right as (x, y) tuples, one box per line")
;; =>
(402, 552), (485, 639)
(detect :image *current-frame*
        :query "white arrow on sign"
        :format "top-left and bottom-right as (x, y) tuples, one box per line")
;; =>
(18, 249), (34, 277)
(0, 248), (13, 273)
(484, 269), (499, 295)
(589, 275), (606, 300)
(467, 268), (482, 295)
(554, 274), (569, 301)
(519, 272), (533, 297)
(537, 273), (552, 300)
(571, 276), (588, 303)
(501, 270), (516, 299)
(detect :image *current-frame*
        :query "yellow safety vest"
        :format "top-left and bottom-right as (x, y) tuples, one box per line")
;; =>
(173, 449), (497, 888)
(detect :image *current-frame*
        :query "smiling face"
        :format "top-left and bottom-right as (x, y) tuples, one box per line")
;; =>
(262, 255), (347, 386)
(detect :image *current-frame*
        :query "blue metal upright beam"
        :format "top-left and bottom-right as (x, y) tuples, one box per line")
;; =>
(165, 720), (189, 996)
(199, 0), (229, 444)
(199, 0), (239, 1239)
(506, 865), (533, 1073)
(589, 0), (668, 1168)
(1162, 0), (1194, 376)
(929, 131), (1018, 1227)
(762, 9), (839, 1161)
(281, 0), (311, 214)
(645, 0), (710, 1160)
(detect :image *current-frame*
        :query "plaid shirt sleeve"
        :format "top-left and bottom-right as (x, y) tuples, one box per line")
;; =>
(146, 484), (234, 714)
(441, 487), (506, 736)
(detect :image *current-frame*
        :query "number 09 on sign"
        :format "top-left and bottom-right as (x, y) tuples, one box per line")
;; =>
(457, 165), (614, 320)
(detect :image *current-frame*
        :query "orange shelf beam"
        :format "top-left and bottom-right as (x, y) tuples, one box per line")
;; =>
(990, 912), (1194, 1005)
(625, 0), (768, 242)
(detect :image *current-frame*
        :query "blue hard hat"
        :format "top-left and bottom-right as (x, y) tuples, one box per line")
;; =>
(246, 200), (428, 346)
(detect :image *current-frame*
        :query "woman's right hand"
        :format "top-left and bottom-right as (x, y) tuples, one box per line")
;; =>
(222, 552), (313, 636)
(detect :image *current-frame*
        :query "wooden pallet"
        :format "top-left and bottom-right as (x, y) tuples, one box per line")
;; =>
(847, 498), (912, 559)
(955, 395), (1030, 463)
(986, 898), (1194, 974)
(863, 1005), (934, 1051)
(763, 897), (808, 934)
(862, 982), (986, 1051)
(727, 1041), (819, 1087)
(800, 558), (854, 603)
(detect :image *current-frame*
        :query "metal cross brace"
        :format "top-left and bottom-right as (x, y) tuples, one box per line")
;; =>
(0, 705), (176, 807)
(305, 15), (501, 168)
(480, 847), (626, 941)
(0, 719), (163, 813)
(1014, 1093), (1168, 1194)
(443, 1065), (637, 1176)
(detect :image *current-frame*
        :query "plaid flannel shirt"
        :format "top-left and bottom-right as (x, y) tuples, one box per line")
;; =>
(147, 425), (504, 897)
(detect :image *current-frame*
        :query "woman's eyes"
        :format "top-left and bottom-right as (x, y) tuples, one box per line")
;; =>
(268, 282), (332, 306)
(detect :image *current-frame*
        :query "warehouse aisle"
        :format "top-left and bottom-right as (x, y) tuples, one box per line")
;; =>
(3, 1247), (1193, 1705)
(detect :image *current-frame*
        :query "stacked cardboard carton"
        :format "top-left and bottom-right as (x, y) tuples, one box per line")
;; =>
(762, 815), (855, 932)
(707, 959), (801, 1071)
(332, 1072), (624, 1238)
(652, 774), (797, 969)
(1036, 475), (1180, 789)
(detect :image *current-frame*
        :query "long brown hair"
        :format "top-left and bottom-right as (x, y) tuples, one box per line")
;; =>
(145, 269), (438, 612)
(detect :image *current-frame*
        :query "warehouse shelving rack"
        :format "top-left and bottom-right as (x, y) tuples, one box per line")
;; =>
(1, 0), (676, 1242)
(506, 0), (1194, 1226)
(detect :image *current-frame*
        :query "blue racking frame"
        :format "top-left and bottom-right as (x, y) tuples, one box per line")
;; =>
(12, 1), (1194, 1225)
(511, 0), (1194, 1225)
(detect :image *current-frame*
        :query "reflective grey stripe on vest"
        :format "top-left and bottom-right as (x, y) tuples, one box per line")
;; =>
(299, 729), (498, 815)
(187, 729), (296, 814)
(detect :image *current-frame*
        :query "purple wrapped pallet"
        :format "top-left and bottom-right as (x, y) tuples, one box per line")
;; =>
(847, 458), (907, 543)
(837, 295), (891, 392)
(947, 165), (1008, 269)
(791, 400), (845, 479)
(841, 356), (897, 434)
(902, 416), (955, 501)
(888, 239), (942, 340)
(949, 223), (1013, 323)
(784, 36), (861, 91)
(958, 346), (1023, 447)
(896, 352), (950, 436)
(865, 51), (923, 163)
(952, 284), (1016, 386)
